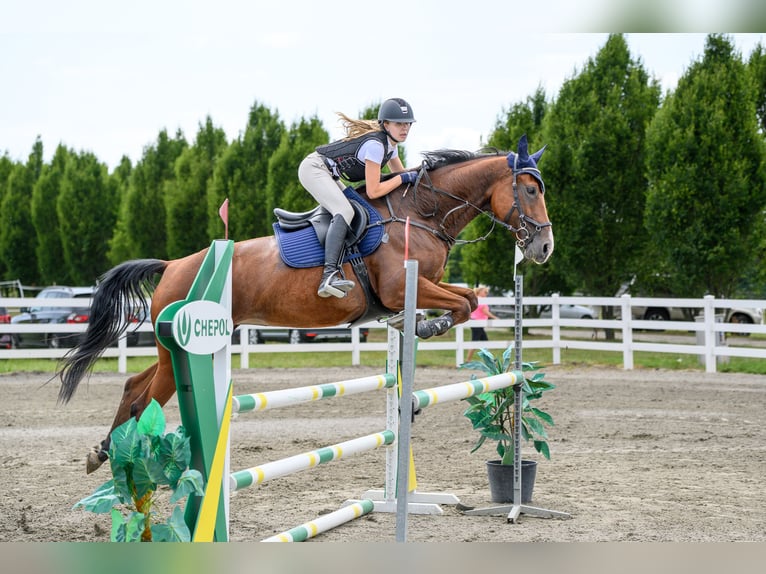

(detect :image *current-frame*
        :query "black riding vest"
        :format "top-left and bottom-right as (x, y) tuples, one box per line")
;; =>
(316, 131), (395, 182)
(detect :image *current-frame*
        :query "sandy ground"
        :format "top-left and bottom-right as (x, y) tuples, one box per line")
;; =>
(1, 363), (765, 543)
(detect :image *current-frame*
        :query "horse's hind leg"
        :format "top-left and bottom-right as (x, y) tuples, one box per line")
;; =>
(86, 362), (157, 473)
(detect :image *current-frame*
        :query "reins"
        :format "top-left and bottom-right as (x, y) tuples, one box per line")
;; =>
(373, 155), (551, 249)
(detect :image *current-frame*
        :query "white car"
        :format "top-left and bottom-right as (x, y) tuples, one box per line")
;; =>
(539, 304), (595, 319)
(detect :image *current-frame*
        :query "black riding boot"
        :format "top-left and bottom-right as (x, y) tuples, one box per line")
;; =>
(317, 215), (355, 298)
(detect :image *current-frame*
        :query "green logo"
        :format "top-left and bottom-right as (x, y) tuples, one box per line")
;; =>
(172, 300), (232, 355)
(178, 310), (192, 347)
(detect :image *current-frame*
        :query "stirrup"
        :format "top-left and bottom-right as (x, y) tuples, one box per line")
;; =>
(318, 270), (355, 299)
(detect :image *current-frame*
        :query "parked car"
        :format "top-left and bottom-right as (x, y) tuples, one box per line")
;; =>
(539, 304), (595, 319)
(629, 302), (762, 325)
(0, 306), (12, 349)
(617, 280), (763, 329)
(10, 286), (96, 348)
(232, 325), (369, 345)
(10, 287), (155, 348)
(489, 298), (595, 321)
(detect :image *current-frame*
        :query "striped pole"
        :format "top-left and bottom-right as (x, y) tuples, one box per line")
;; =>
(230, 430), (395, 491)
(233, 373), (396, 413)
(261, 500), (374, 542)
(412, 371), (522, 410)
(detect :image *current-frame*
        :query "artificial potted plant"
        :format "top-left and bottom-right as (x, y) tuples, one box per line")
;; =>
(460, 345), (556, 503)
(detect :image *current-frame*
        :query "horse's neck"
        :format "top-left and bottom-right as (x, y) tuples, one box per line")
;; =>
(419, 158), (501, 233)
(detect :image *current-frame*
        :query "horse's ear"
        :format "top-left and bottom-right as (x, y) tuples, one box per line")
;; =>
(530, 144), (547, 165)
(507, 134), (546, 170)
(517, 134), (529, 158)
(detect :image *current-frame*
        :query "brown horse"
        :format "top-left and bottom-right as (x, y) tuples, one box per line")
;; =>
(57, 135), (553, 473)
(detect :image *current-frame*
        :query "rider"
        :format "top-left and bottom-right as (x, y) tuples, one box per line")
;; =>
(298, 97), (418, 298)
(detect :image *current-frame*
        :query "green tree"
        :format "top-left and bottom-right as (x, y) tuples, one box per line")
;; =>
(106, 156), (135, 265)
(457, 87), (567, 297)
(57, 152), (118, 284)
(748, 42), (766, 134)
(207, 103), (284, 241)
(111, 130), (187, 260)
(540, 33), (660, 300)
(0, 141), (43, 284)
(265, 116), (329, 217)
(165, 117), (228, 257)
(0, 154), (16, 279)
(31, 144), (71, 284)
(645, 34), (766, 298)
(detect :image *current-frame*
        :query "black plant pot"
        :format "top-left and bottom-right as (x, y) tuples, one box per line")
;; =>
(486, 459), (537, 503)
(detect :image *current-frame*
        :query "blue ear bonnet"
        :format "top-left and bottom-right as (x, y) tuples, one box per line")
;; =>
(506, 134), (546, 191)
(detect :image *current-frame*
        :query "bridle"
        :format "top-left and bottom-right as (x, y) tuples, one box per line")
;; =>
(376, 155), (552, 248)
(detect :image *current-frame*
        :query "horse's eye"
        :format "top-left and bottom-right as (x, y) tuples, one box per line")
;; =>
(525, 185), (538, 196)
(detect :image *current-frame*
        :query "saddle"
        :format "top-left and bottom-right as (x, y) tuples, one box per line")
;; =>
(272, 187), (385, 269)
(272, 187), (391, 326)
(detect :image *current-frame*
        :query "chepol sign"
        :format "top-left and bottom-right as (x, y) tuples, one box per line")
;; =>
(172, 300), (233, 354)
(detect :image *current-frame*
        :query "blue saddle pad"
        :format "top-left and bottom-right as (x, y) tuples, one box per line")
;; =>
(273, 188), (385, 269)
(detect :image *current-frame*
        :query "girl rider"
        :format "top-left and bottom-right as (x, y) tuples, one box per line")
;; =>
(298, 97), (417, 298)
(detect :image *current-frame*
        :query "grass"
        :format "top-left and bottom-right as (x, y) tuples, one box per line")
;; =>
(2, 327), (765, 375)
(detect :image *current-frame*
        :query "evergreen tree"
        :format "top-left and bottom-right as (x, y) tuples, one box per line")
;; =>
(111, 130), (187, 260)
(207, 103), (284, 241)
(0, 141), (43, 284)
(748, 42), (766, 134)
(0, 154), (15, 279)
(106, 156), (134, 265)
(645, 34), (766, 297)
(540, 33), (660, 299)
(165, 117), (228, 257)
(57, 152), (118, 284)
(31, 144), (70, 284)
(457, 87), (566, 297)
(265, 116), (328, 217)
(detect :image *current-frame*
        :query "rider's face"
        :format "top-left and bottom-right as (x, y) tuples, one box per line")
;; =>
(385, 121), (413, 141)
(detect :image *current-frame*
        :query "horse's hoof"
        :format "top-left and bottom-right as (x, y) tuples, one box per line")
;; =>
(86, 450), (107, 474)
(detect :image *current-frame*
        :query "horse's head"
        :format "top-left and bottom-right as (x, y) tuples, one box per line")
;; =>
(491, 134), (553, 264)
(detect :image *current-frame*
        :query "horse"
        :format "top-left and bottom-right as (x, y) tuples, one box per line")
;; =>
(56, 134), (553, 473)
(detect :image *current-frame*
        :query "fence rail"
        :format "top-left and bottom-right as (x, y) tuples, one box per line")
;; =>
(1, 294), (765, 373)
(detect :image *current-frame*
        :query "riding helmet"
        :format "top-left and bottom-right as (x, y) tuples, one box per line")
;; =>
(378, 98), (416, 123)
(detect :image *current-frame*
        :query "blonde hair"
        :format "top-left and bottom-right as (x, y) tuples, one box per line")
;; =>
(336, 112), (382, 140)
(473, 286), (489, 296)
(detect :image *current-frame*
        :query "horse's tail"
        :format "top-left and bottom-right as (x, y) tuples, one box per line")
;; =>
(57, 258), (167, 404)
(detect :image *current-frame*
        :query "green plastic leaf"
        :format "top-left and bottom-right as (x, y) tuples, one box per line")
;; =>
(151, 505), (192, 542)
(73, 479), (120, 513)
(137, 399), (166, 437)
(158, 430), (192, 486)
(534, 439), (551, 460)
(130, 456), (160, 500)
(110, 508), (126, 542)
(525, 416), (549, 438)
(170, 469), (204, 504)
(108, 417), (141, 468)
(530, 407), (554, 426)
(110, 464), (133, 503)
(123, 511), (147, 542)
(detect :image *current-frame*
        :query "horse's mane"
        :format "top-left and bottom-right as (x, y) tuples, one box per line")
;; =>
(421, 148), (505, 171)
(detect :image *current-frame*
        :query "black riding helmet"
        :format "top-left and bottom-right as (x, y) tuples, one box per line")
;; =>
(378, 98), (416, 124)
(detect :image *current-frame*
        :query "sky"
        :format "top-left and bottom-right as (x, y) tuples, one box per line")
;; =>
(1, 1), (765, 171)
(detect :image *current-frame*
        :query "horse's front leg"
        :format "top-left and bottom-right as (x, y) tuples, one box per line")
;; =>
(414, 279), (475, 339)
(436, 281), (479, 311)
(86, 362), (157, 473)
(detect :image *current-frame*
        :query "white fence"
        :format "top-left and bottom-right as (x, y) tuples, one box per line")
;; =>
(1, 294), (765, 374)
